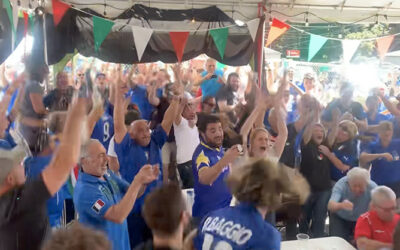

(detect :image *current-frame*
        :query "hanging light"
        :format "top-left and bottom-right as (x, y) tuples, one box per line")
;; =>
(268, 9), (272, 25)
(305, 12), (309, 27)
(235, 20), (245, 26)
(338, 34), (343, 39)
(191, 17), (195, 23)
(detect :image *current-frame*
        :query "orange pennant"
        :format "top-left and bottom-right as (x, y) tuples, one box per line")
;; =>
(266, 18), (290, 46)
(377, 35), (394, 60)
(169, 32), (189, 62)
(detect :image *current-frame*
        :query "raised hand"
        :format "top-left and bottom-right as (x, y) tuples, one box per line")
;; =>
(135, 164), (160, 185)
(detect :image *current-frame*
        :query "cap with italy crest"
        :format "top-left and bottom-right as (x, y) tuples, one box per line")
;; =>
(0, 146), (27, 185)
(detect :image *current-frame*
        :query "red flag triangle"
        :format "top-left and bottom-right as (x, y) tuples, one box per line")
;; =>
(23, 11), (29, 36)
(52, 0), (70, 26)
(377, 35), (394, 60)
(169, 32), (190, 62)
(266, 18), (290, 46)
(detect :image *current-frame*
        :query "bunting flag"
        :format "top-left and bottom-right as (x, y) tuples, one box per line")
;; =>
(2, 0), (13, 33)
(23, 11), (28, 36)
(92, 16), (114, 52)
(132, 26), (153, 61)
(342, 40), (361, 62)
(28, 13), (34, 30)
(52, 0), (71, 26)
(169, 32), (189, 62)
(11, 0), (18, 34)
(210, 27), (229, 59)
(246, 18), (260, 42)
(376, 35), (394, 60)
(308, 34), (328, 61)
(53, 49), (78, 76)
(266, 18), (290, 46)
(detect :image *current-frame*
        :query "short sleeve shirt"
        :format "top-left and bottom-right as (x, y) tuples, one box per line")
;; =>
(114, 125), (167, 213)
(43, 87), (74, 112)
(129, 85), (155, 121)
(0, 175), (51, 250)
(20, 80), (46, 119)
(173, 117), (200, 164)
(194, 203), (281, 250)
(300, 142), (332, 192)
(91, 112), (114, 150)
(200, 69), (224, 99)
(73, 170), (130, 250)
(0, 131), (16, 149)
(322, 99), (367, 122)
(363, 139), (400, 185)
(330, 140), (359, 182)
(355, 211), (400, 243)
(192, 141), (232, 218)
(330, 177), (377, 221)
(279, 123), (299, 168)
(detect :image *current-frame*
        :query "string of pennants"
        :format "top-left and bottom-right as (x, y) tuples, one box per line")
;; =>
(266, 18), (400, 62)
(2, 0), (261, 62)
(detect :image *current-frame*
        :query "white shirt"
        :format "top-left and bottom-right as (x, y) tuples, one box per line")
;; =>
(173, 117), (200, 164)
(107, 135), (117, 157)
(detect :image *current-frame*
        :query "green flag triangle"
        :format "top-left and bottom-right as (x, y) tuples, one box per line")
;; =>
(209, 27), (229, 59)
(28, 13), (34, 32)
(2, 0), (14, 34)
(92, 16), (114, 52)
(308, 34), (328, 61)
(53, 49), (78, 76)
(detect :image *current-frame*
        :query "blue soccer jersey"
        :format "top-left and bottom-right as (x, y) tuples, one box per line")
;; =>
(74, 170), (130, 250)
(91, 113), (114, 150)
(194, 203), (281, 250)
(364, 139), (400, 185)
(192, 141), (232, 219)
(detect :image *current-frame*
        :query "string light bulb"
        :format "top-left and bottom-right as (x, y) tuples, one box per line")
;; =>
(191, 17), (195, 23)
(305, 12), (309, 27)
(17, 0), (21, 6)
(338, 34), (343, 39)
(269, 17), (272, 25)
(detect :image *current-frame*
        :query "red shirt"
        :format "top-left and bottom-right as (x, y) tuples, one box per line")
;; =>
(354, 210), (400, 243)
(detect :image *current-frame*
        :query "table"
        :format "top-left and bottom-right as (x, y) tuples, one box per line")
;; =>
(281, 236), (356, 250)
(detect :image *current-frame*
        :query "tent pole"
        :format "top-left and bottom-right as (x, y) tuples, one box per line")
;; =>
(257, 2), (266, 89)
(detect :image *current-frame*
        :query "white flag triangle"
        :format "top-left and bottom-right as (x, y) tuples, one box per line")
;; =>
(11, 0), (19, 34)
(342, 40), (361, 63)
(132, 26), (153, 61)
(246, 18), (260, 42)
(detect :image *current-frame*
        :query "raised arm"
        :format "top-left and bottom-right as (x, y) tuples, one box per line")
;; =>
(104, 164), (159, 223)
(273, 107), (288, 158)
(161, 96), (180, 135)
(360, 151), (393, 166)
(42, 95), (87, 196)
(198, 145), (240, 185)
(379, 92), (400, 117)
(113, 67), (130, 144)
(147, 82), (160, 107)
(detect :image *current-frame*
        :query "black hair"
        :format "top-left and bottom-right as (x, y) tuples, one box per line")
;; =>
(227, 72), (239, 85)
(197, 114), (221, 133)
(125, 110), (141, 126)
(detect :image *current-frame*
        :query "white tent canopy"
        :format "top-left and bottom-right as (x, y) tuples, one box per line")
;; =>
(16, 0), (400, 24)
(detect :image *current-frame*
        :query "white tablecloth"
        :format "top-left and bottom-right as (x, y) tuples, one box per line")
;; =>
(281, 236), (356, 250)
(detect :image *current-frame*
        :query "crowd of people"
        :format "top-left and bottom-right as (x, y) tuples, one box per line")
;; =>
(1, 55), (400, 250)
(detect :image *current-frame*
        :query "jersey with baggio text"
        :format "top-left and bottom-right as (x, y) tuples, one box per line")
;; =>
(194, 203), (281, 250)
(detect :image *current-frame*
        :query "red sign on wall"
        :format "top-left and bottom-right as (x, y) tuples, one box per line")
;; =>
(286, 50), (300, 58)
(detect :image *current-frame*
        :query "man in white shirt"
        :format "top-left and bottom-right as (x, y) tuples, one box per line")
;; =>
(173, 97), (199, 189)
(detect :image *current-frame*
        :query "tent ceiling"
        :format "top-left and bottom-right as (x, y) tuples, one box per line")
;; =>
(15, 0), (400, 24)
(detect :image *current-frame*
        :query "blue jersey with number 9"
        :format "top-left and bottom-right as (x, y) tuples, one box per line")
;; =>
(194, 203), (281, 250)
(91, 113), (114, 150)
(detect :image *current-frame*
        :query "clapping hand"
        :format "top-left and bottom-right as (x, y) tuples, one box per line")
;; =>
(135, 164), (160, 185)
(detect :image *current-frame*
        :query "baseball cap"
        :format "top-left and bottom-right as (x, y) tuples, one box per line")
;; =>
(0, 146), (26, 185)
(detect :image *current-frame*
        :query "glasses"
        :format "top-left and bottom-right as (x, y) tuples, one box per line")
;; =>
(77, 73), (84, 77)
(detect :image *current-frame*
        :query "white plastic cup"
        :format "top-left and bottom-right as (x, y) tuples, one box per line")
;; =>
(296, 233), (309, 250)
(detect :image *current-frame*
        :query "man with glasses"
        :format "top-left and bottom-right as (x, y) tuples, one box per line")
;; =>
(201, 96), (216, 114)
(355, 186), (400, 250)
(73, 139), (160, 250)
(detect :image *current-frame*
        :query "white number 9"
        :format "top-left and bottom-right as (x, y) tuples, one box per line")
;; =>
(103, 122), (110, 142)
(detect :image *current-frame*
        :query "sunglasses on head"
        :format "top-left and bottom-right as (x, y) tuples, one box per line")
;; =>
(339, 125), (350, 133)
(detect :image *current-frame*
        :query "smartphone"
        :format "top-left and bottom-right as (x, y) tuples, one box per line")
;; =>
(211, 74), (218, 79)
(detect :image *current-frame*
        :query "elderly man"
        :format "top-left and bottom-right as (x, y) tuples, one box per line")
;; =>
(355, 186), (400, 250)
(0, 97), (86, 250)
(113, 68), (180, 248)
(194, 58), (224, 99)
(328, 167), (377, 242)
(74, 139), (159, 250)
